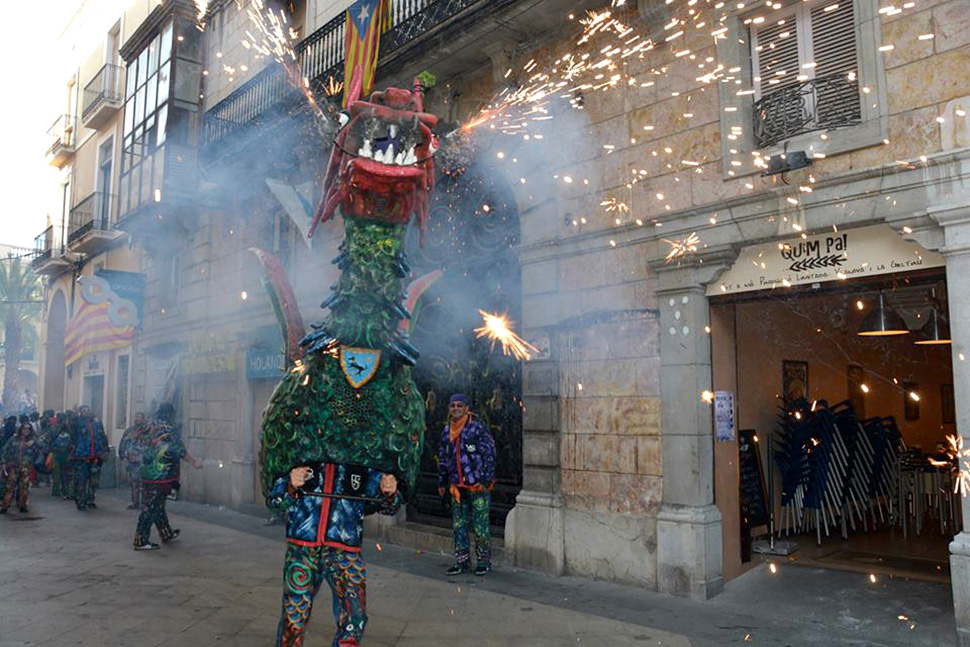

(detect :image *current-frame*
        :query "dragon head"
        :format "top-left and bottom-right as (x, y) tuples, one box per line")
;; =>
(310, 79), (438, 242)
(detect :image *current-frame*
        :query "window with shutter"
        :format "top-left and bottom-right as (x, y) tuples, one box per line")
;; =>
(810, 2), (862, 128)
(749, 0), (862, 147)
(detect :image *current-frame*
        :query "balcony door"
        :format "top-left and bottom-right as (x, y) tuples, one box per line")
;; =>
(97, 138), (113, 227)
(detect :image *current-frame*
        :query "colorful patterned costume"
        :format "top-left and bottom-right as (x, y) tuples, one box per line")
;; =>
(258, 80), (438, 647)
(70, 414), (108, 510)
(437, 414), (496, 570)
(134, 420), (185, 546)
(119, 416), (150, 507)
(1, 426), (40, 511)
(268, 466), (401, 645)
(48, 414), (74, 498)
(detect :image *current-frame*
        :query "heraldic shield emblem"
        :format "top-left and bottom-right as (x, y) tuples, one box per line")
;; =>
(340, 346), (381, 388)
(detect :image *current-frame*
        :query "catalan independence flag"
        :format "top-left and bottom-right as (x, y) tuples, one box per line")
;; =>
(64, 300), (135, 366)
(343, 0), (391, 107)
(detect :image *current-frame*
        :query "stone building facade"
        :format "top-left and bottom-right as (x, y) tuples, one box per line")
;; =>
(35, 0), (970, 642)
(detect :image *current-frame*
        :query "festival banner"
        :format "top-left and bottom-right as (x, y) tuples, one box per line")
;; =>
(343, 0), (391, 107)
(65, 275), (138, 366)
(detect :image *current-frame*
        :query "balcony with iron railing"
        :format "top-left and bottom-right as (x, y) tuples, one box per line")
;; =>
(46, 114), (76, 168)
(32, 225), (72, 276)
(81, 64), (124, 130)
(753, 73), (862, 149)
(202, 0), (574, 160)
(68, 192), (120, 254)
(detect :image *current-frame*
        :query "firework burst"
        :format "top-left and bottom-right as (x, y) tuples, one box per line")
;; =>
(663, 232), (701, 262)
(474, 311), (538, 361)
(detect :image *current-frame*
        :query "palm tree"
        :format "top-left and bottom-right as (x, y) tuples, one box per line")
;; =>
(0, 256), (42, 410)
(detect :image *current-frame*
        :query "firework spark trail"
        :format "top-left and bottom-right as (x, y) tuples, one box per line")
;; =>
(663, 232), (701, 262)
(474, 311), (538, 361)
(928, 434), (970, 497)
(241, 0), (335, 130)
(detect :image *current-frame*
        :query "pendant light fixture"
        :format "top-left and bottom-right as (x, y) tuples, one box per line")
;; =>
(858, 293), (910, 337)
(914, 288), (951, 345)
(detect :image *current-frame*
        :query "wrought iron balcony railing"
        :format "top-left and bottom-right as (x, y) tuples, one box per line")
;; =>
(69, 192), (117, 245)
(753, 73), (862, 148)
(82, 64), (123, 120)
(204, 0), (482, 152)
(32, 225), (67, 269)
(47, 114), (76, 156)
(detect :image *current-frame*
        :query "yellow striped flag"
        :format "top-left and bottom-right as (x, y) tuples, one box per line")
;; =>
(343, 0), (391, 107)
(65, 300), (135, 366)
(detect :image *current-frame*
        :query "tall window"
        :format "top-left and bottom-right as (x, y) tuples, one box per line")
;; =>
(116, 354), (130, 429)
(121, 22), (173, 214)
(749, 0), (861, 147)
(118, 15), (203, 219)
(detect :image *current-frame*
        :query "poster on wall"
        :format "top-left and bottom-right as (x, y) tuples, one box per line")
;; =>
(707, 224), (944, 296)
(782, 360), (809, 403)
(847, 364), (866, 419)
(714, 391), (736, 442)
(943, 384), (955, 424)
(904, 381), (920, 421)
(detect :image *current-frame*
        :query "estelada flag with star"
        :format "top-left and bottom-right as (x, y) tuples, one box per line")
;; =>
(343, 0), (391, 107)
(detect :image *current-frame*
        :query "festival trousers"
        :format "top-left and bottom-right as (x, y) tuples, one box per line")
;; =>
(72, 460), (101, 508)
(134, 484), (176, 545)
(277, 544), (367, 647)
(51, 455), (71, 497)
(127, 467), (143, 506)
(451, 489), (491, 568)
(2, 466), (30, 509)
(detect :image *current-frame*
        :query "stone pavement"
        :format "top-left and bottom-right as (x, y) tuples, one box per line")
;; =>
(0, 488), (958, 646)
(0, 492), (687, 647)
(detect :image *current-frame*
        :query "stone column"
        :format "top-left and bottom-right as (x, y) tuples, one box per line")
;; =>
(653, 258), (730, 600)
(505, 357), (566, 574)
(928, 204), (970, 646)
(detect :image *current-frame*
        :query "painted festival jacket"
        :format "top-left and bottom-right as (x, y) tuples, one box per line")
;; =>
(2, 432), (40, 469)
(437, 416), (497, 490)
(268, 463), (401, 551)
(70, 418), (108, 462)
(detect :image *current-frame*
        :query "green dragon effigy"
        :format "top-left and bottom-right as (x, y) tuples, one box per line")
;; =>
(254, 80), (443, 646)
(255, 79), (441, 501)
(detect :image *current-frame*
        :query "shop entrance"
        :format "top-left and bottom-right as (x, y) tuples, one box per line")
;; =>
(711, 269), (957, 585)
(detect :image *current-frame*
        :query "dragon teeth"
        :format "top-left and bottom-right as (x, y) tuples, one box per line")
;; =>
(394, 152), (405, 165)
(389, 124), (398, 139)
(374, 149), (385, 163)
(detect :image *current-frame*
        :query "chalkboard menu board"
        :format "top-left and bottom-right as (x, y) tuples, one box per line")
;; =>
(738, 429), (769, 528)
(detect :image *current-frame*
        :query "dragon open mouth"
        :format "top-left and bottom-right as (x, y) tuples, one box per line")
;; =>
(311, 81), (438, 239)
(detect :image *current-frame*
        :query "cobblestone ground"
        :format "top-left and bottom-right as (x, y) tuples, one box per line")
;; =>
(0, 487), (957, 647)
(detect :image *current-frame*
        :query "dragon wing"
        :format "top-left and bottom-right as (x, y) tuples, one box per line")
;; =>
(249, 248), (306, 363)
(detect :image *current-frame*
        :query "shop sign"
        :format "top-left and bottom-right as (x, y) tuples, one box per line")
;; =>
(714, 391), (736, 442)
(184, 333), (236, 375)
(707, 224), (944, 296)
(247, 348), (285, 380)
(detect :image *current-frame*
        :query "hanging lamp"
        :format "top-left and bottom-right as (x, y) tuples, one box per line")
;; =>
(914, 288), (951, 345)
(858, 293), (909, 337)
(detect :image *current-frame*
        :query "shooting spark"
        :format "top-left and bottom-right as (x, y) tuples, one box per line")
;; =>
(474, 311), (538, 361)
(928, 435), (970, 497)
(663, 232), (701, 262)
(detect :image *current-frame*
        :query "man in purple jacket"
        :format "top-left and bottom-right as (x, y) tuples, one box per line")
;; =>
(437, 394), (497, 576)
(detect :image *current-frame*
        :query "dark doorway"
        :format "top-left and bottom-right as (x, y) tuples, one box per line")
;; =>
(407, 163), (523, 527)
(83, 375), (105, 421)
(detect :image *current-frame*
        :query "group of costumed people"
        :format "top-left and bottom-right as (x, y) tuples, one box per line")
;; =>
(255, 78), (498, 647)
(0, 405), (108, 513)
(0, 403), (201, 551)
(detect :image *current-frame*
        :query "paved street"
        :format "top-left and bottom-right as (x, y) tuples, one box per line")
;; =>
(0, 487), (958, 646)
